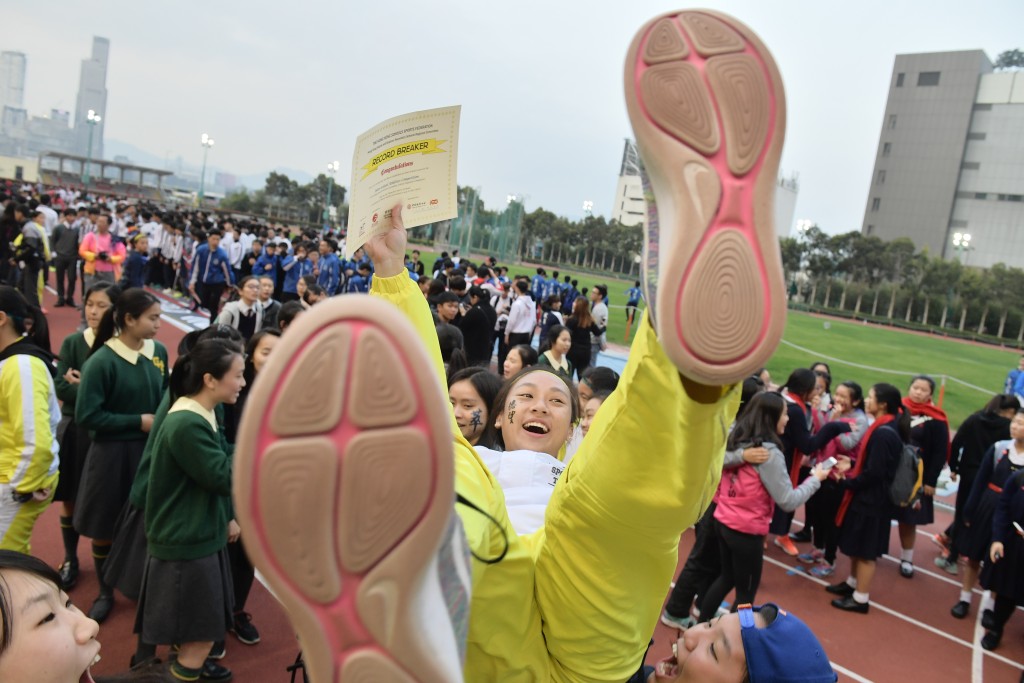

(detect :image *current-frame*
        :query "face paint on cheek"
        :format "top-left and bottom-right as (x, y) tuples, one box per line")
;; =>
(470, 409), (482, 433)
(507, 399), (516, 424)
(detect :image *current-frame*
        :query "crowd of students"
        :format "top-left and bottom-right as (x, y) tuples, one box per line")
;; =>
(658, 361), (1024, 661)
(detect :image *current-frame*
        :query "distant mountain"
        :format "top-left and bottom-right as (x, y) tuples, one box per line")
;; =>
(104, 139), (314, 191)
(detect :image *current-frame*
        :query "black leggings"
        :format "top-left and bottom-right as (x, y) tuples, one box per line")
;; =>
(228, 539), (255, 614)
(665, 503), (720, 618)
(991, 593), (1017, 633)
(698, 519), (764, 621)
(807, 479), (843, 564)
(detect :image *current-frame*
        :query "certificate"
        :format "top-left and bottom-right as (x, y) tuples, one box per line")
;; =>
(346, 105), (461, 257)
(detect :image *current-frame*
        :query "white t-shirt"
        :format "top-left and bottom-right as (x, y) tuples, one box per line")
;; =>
(474, 446), (565, 535)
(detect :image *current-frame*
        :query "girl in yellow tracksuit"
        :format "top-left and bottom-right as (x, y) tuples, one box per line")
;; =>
(371, 269), (738, 683)
(0, 286), (60, 554)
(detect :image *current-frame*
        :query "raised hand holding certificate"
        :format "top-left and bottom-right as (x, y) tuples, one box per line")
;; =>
(346, 105), (461, 257)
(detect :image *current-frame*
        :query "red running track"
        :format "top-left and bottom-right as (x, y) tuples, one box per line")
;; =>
(31, 286), (1024, 681)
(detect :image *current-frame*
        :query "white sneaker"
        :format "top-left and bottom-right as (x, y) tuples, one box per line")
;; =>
(232, 296), (469, 683)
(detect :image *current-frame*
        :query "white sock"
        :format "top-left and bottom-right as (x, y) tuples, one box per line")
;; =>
(960, 591), (973, 604)
(853, 591), (869, 604)
(982, 592), (995, 611)
(901, 549), (914, 563)
(846, 576), (858, 589)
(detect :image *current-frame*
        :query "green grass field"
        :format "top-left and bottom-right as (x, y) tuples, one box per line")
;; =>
(767, 312), (1018, 426)
(407, 241), (1014, 425)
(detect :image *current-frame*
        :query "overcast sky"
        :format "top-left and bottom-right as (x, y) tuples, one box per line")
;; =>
(6, 1), (1022, 232)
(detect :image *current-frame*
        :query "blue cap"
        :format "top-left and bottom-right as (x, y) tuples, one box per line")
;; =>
(739, 604), (837, 683)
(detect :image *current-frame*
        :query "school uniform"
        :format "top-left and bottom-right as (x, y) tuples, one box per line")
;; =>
(318, 252), (342, 295)
(836, 424), (902, 560)
(136, 398), (234, 645)
(896, 400), (950, 526)
(537, 351), (574, 381)
(74, 338), (169, 540)
(215, 300), (264, 341)
(54, 329), (94, 504)
(959, 441), (1024, 563)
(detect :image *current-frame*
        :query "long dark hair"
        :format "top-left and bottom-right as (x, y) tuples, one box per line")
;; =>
(168, 338), (243, 402)
(483, 367), (580, 451)
(448, 366), (503, 449)
(0, 551), (175, 682)
(872, 382), (911, 441)
(737, 375), (767, 420)
(0, 286), (51, 354)
(983, 393), (1020, 415)
(538, 324), (568, 354)
(727, 391), (785, 451)
(783, 368), (817, 401)
(90, 288), (160, 355)
(244, 328), (281, 386)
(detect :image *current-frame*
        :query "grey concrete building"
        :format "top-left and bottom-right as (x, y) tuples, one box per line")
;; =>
(73, 37), (109, 159)
(862, 50), (1024, 269)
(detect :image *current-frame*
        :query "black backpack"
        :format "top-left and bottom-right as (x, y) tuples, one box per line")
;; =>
(888, 433), (924, 508)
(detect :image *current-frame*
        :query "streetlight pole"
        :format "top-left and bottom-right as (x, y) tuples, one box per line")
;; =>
(81, 109), (102, 192)
(199, 133), (215, 205)
(324, 160), (340, 231)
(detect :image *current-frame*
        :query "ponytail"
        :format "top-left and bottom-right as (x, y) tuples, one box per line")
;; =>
(90, 287), (157, 356)
(169, 338), (243, 402)
(895, 404), (911, 442)
(23, 305), (51, 354)
(872, 382), (910, 441)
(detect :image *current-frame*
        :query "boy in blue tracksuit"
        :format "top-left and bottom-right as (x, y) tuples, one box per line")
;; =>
(531, 268), (546, 301)
(545, 270), (562, 300)
(253, 247), (278, 283)
(625, 280), (643, 324)
(189, 230), (234, 315)
(317, 239), (341, 296)
(123, 234), (149, 289)
(346, 263), (373, 294)
(281, 242), (313, 302)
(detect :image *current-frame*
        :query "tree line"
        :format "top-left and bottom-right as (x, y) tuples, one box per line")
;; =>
(782, 227), (1024, 345)
(219, 171), (347, 227)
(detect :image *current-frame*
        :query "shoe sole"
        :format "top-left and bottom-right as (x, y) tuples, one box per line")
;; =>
(232, 296), (457, 683)
(624, 10), (786, 384)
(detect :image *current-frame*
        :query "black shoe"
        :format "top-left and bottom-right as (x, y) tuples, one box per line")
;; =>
(54, 299), (65, 308)
(87, 594), (114, 623)
(201, 661), (232, 681)
(66, 299), (76, 308)
(58, 560), (79, 591)
(951, 601), (970, 619)
(825, 581), (855, 596)
(208, 641), (226, 660)
(831, 596), (869, 613)
(982, 608), (996, 630)
(981, 629), (1002, 651)
(899, 561), (914, 578)
(129, 655), (162, 671)
(230, 611), (261, 645)
(789, 528), (812, 543)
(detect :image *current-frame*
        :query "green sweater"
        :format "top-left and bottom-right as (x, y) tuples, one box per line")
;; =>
(55, 332), (91, 417)
(75, 339), (169, 441)
(129, 392), (232, 510)
(144, 406), (232, 561)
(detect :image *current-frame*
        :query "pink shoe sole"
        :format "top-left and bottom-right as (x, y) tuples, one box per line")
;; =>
(232, 296), (458, 683)
(624, 10), (787, 384)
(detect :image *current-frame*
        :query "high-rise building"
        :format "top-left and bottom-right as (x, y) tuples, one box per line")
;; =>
(74, 37), (109, 159)
(611, 139), (645, 227)
(861, 51), (1024, 268)
(0, 52), (26, 114)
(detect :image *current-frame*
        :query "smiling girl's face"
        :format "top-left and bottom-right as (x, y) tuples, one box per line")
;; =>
(0, 571), (101, 683)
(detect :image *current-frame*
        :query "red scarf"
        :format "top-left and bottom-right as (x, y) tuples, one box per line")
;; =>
(902, 397), (951, 461)
(835, 413), (895, 526)
(785, 392), (810, 485)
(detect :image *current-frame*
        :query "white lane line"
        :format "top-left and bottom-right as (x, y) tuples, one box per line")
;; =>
(830, 662), (874, 683)
(972, 593), (986, 683)
(763, 556), (1024, 670)
(158, 314), (194, 333)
